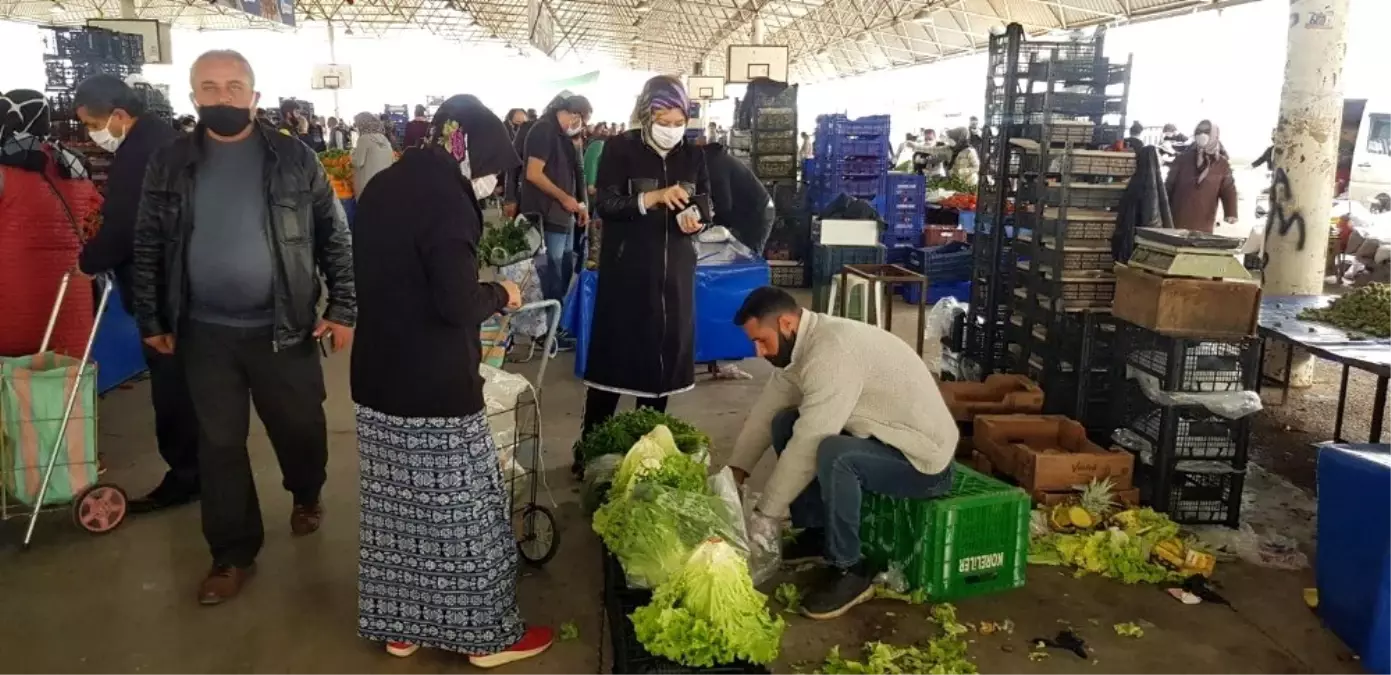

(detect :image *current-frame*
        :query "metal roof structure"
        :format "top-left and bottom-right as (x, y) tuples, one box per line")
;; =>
(4, 0), (1249, 81)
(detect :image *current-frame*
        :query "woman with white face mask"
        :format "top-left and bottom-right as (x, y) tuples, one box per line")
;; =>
(347, 93), (555, 666)
(1164, 119), (1238, 233)
(575, 75), (711, 475)
(349, 112), (394, 197)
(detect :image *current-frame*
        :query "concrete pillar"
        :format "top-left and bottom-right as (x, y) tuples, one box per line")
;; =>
(750, 14), (765, 45)
(1263, 0), (1348, 387)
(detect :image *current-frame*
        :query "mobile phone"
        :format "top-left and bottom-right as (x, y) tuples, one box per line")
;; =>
(318, 334), (331, 357)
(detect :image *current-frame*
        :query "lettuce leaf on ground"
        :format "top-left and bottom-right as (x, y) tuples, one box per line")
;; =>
(631, 538), (786, 666)
(817, 605), (978, 675)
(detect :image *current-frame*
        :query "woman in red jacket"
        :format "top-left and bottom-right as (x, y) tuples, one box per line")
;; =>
(0, 89), (100, 358)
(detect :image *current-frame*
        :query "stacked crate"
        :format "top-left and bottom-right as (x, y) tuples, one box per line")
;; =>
(883, 172), (926, 264)
(1110, 322), (1259, 526)
(746, 85), (799, 183)
(963, 23), (1135, 440)
(41, 27), (145, 191)
(806, 114), (891, 213)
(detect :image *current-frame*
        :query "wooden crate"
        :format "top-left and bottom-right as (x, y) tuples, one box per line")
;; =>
(1111, 263), (1261, 339)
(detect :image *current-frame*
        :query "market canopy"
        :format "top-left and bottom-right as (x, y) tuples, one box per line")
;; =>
(3, 0), (1242, 81)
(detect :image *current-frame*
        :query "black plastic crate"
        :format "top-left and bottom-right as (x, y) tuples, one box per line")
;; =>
(1014, 121), (1095, 146)
(1015, 274), (1116, 311)
(752, 154), (797, 180)
(810, 243), (885, 284)
(751, 130), (797, 155)
(46, 27), (145, 64)
(1030, 244), (1114, 275)
(1016, 150), (1136, 178)
(1021, 181), (1126, 210)
(1117, 319), (1260, 393)
(603, 551), (767, 674)
(1134, 462), (1244, 527)
(1117, 381), (1250, 463)
(769, 261), (807, 288)
(752, 108), (795, 132)
(1015, 209), (1118, 246)
(44, 59), (139, 90)
(1023, 91), (1124, 117)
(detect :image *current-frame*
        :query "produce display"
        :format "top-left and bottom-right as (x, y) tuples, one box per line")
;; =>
(935, 193), (977, 211)
(609, 425), (708, 497)
(631, 538), (787, 667)
(318, 149), (353, 182)
(927, 175), (976, 195)
(478, 218), (535, 267)
(1297, 283), (1391, 337)
(577, 407), (710, 462)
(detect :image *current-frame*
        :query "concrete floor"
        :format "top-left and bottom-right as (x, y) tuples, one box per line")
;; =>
(0, 291), (1367, 674)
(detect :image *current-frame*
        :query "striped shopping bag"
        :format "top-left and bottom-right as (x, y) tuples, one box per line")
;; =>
(0, 352), (97, 507)
(480, 315), (511, 369)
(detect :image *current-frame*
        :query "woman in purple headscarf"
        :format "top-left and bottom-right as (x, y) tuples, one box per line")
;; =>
(574, 75), (709, 472)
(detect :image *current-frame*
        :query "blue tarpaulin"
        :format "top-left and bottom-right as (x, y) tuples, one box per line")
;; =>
(562, 260), (770, 378)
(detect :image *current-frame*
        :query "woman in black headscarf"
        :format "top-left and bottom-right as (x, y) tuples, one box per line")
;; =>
(577, 76), (709, 471)
(349, 94), (553, 667)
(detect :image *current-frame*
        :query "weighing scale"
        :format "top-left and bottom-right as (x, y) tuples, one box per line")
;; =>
(1129, 228), (1253, 281)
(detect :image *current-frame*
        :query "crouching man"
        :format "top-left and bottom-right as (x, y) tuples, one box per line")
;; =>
(726, 287), (958, 620)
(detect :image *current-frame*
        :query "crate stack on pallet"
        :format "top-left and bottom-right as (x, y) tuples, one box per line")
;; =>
(966, 22), (1135, 440)
(806, 114), (891, 214)
(882, 172), (926, 265)
(745, 85), (798, 183)
(744, 85), (812, 289)
(41, 27), (146, 191)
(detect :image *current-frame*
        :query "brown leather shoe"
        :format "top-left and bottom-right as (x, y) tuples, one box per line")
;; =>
(290, 502), (323, 536)
(198, 565), (253, 606)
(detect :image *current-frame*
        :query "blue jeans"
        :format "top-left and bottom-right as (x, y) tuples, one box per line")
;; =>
(541, 228), (574, 304)
(771, 408), (954, 568)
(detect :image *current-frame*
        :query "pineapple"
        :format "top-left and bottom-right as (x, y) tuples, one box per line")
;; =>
(1078, 477), (1118, 520)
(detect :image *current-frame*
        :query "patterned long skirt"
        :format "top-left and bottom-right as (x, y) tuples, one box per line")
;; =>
(356, 404), (524, 654)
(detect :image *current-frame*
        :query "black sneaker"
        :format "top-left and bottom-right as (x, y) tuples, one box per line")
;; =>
(549, 330), (577, 354)
(782, 527), (826, 565)
(801, 561), (876, 621)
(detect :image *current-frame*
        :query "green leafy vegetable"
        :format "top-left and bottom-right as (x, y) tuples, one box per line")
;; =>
(592, 483), (745, 588)
(1029, 508), (1184, 584)
(1297, 283), (1390, 337)
(478, 218), (534, 267)
(631, 538), (786, 667)
(559, 621), (579, 641)
(774, 583), (802, 613)
(610, 425), (709, 497)
(1113, 622), (1144, 638)
(873, 585), (928, 604)
(578, 408), (709, 462)
(816, 604), (977, 674)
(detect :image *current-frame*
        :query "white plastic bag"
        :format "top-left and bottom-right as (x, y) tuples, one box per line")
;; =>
(741, 488), (783, 586)
(497, 258), (546, 338)
(481, 364), (535, 505)
(1128, 368), (1264, 419)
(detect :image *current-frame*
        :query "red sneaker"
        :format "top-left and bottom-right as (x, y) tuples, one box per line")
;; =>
(385, 641), (418, 657)
(468, 626), (554, 669)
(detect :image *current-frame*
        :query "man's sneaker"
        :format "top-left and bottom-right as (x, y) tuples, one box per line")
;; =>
(468, 626), (554, 669)
(801, 562), (875, 621)
(550, 330), (577, 354)
(385, 642), (419, 657)
(290, 502), (323, 536)
(782, 527), (827, 565)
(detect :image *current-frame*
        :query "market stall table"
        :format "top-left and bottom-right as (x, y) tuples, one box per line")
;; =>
(563, 259), (770, 378)
(1259, 295), (1391, 442)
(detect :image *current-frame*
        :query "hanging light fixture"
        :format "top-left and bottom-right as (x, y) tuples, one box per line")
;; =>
(912, 8), (934, 23)
(635, 0), (651, 14)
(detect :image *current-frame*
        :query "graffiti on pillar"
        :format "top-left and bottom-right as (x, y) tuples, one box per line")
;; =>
(1262, 167), (1307, 268)
(1305, 11), (1334, 30)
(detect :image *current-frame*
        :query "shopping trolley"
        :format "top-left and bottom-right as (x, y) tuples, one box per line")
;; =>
(1, 271), (127, 548)
(484, 298), (562, 566)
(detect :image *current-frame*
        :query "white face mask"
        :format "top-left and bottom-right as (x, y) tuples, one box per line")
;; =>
(1193, 133), (1211, 148)
(471, 174), (498, 198)
(650, 124), (685, 150)
(89, 118), (123, 153)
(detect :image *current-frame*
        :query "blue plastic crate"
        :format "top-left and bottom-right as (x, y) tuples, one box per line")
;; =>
(959, 210), (977, 233)
(814, 175), (884, 198)
(885, 246), (913, 265)
(881, 231), (920, 250)
(909, 243), (973, 282)
(809, 156), (889, 178)
(885, 173), (926, 210)
(1316, 443), (1391, 675)
(816, 114), (892, 138)
(816, 136), (890, 158)
(887, 208), (925, 232)
(900, 279), (972, 305)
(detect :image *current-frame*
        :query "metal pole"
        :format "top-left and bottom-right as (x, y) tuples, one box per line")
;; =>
(751, 14), (765, 45)
(1262, 0), (1348, 387)
(326, 20), (341, 120)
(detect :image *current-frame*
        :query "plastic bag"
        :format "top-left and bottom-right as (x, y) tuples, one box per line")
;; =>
(741, 488), (783, 586)
(481, 364), (535, 505)
(1128, 368), (1264, 419)
(599, 480), (751, 590)
(696, 238), (758, 265)
(497, 258), (547, 338)
(1190, 522), (1309, 570)
(581, 453), (623, 514)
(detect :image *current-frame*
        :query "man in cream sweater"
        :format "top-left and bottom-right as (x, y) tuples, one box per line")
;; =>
(727, 287), (958, 620)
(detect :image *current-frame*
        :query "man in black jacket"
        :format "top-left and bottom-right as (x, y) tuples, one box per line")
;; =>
(74, 74), (197, 514)
(133, 49), (356, 606)
(705, 143), (773, 254)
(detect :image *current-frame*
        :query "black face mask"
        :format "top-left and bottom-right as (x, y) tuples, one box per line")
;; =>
(765, 329), (797, 369)
(198, 105), (252, 137)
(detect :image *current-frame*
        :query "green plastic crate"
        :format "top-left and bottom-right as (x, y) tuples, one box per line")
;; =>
(861, 463), (1031, 602)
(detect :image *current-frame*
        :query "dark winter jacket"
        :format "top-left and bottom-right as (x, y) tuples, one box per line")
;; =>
(588, 129), (710, 397)
(1112, 146), (1173, 261)
(132, 122), (356, 349)
(350, 147), (509, 418)
(78, 114), (178, 312)
(705, 143), (773, 253)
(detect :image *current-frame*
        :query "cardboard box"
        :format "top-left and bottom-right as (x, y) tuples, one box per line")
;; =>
(1032, 487), (1140, 508)
(974, 415), (1134, 492)
(1112, 263), (1261, 338)
(941, 375), (1045, 422)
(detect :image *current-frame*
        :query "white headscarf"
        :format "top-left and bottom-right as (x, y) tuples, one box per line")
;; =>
(1194, 123), (1223, 185)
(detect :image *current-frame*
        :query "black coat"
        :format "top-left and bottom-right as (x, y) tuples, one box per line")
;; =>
(132, 122), (356, 349)
(706, 143), (772, 253)
(350, 147), (509, 418)
(78, 115), (177, 311)
(588, 130), (710, 397)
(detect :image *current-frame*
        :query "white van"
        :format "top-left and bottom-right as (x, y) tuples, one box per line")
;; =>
(1346, 99), (1391, 209)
